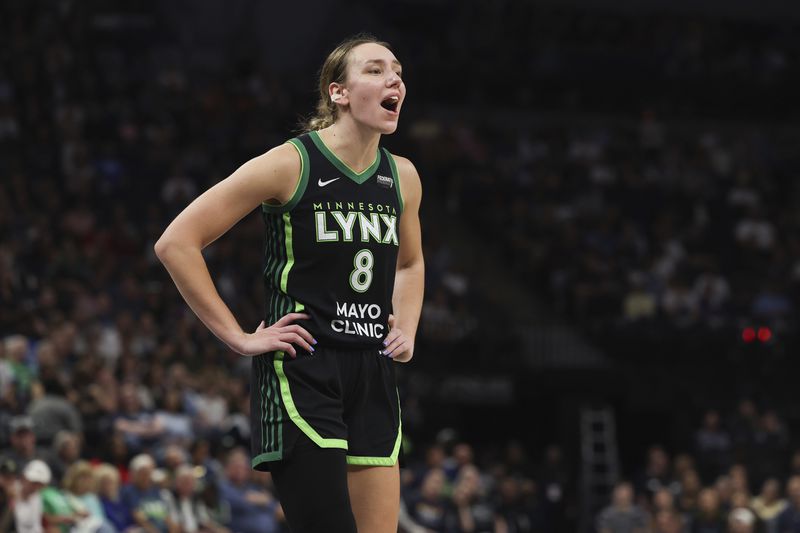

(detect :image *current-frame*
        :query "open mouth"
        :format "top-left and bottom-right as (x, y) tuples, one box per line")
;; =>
(380, 96), (399, 113)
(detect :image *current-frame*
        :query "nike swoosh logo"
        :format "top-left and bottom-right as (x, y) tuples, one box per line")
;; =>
(318, 177), (340, 187)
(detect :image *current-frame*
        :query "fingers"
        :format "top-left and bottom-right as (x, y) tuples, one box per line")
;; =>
(383, 337), (407, 358)
(256, 320), (266, 332)
(382, 327), (405, 356)
(273, 313), (310, 328)
(382, 327), (401, 348)
(274, 341), (296, 358)
(382, 317), (403, 357)
(279, 332), (314, 354)
(280, 324), (316, 347)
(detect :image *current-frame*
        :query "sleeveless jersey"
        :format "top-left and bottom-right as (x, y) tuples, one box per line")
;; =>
(261, 130), (403, 349)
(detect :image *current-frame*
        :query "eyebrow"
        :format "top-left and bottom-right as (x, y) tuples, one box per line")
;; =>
(364, 59), (402, 69)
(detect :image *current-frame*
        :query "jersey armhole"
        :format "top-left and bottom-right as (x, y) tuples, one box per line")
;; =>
(383, 148), (404, 214)
(262, 139), (310, 214)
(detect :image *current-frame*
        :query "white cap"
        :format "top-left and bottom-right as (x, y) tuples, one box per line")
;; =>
(730, 508), (755, 525)
(129, 454), (155, 472)
(151, 468), (167, 484)
(23, 460), (52, 485)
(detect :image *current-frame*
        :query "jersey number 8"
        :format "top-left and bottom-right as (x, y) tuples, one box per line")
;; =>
(350, 249), (374, 293)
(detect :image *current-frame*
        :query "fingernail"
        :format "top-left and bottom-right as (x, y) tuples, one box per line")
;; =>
(310, 347), (315, 353)
(312, 339), (318, 345)
(382, 339), (388, 346)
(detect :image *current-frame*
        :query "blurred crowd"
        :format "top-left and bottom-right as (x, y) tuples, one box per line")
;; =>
(0, 417), (572, 533)
(3, 1), (800, 532)
(597, 400), (800, 533)
(418, 115), (800, 342)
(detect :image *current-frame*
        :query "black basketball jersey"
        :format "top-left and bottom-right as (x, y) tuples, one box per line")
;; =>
(261, 130), (403, 349)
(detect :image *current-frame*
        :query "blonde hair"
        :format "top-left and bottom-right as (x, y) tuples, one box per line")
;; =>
(94, 463), (121, 498)
(62, 460), (95, 494)
(302, 34), (391, 132)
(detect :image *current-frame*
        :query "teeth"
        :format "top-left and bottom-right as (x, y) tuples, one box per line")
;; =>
(388, 96), (399, 102)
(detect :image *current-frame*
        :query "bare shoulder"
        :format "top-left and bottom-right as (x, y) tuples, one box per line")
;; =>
(260, 141), (301, 171)
(388, 154), (422, 198)
(250, 142), (302, 199)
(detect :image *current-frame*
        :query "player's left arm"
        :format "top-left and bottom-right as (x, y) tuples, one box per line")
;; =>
(383, 155), (424, 363)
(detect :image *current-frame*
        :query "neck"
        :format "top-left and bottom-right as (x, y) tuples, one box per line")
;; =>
(318, 117), (381, 173)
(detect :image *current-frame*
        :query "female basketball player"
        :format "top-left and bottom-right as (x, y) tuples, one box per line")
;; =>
(155, 35), (424, 533)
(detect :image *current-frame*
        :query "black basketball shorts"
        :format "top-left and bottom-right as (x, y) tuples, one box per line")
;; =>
(250, 346), (401, 471)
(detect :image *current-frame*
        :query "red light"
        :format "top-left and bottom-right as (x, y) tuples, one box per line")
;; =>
(742, 327), (756, 343)
(758, 327), (773, 342)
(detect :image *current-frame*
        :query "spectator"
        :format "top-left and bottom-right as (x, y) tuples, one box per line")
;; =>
(28, 378), (83, 446)
(636, 446), (678, 502)
(678, 469), (703, 513)
(653, 509), (686, 533)
(217, 448), (280, 533)
(404, 467), (452, 532)
(752, 478), (787, 533)
(0, 459), (18, 531)
(154, 390), (194, 447)
(729, 464), (752, 501)
(596, 481), (649, 533)
(189, 440), (223, 483)
(48, 430), (82, 484)
(730, 490), (766, 532)
(715, 476), (734, 515)
(730, 400), (759, 463)
(690, 488), (726, 533)
(114, 383), (165, 455)
(729, 508), (758, 533)
(694, 410), (732, 483)
(0, 344), (16, 415)
(776, 476), (800, 533)
(450, 464), (503, 532)
(62, 460), (111, 532)
(120, 453), (176, 533)
(14, 460), (51, 533)
(652, 487), (678, 514)
(3, 335), (34, 400)
(40, 473), (88, 533)
(96, 463), (136, 532)
(166, 464), (228, 533)
(1, 416), (48, 471)
(495, 475), (548, 533)
(752, 411), (790, 484)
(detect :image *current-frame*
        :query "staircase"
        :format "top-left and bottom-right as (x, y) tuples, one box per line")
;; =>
(579, 406), (620, 532)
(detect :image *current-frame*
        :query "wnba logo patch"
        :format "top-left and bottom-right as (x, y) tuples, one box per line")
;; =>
(376, 175), (394, 189)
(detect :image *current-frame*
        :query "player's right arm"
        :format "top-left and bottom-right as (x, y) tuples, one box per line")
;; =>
(154, 143), (315, 357)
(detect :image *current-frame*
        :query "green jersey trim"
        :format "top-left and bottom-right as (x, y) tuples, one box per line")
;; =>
(262, 139), (310, 214)
(262, 356), (283, 457)
(346, 388), (402, 466)
(274, 357), (349, 450)
(309, 130), (381, 184)
(275, 213), (305, 312)
(252, 450), (283, 466)
(383, 148), (404, 214)
(345, 426), (402, 466)
(279, 213), (294, 295)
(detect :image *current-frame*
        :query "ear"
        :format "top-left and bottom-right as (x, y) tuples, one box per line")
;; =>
(329, 83), (349, 106)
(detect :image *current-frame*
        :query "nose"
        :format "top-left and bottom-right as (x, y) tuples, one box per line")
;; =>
(387, 73), (401, 87)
